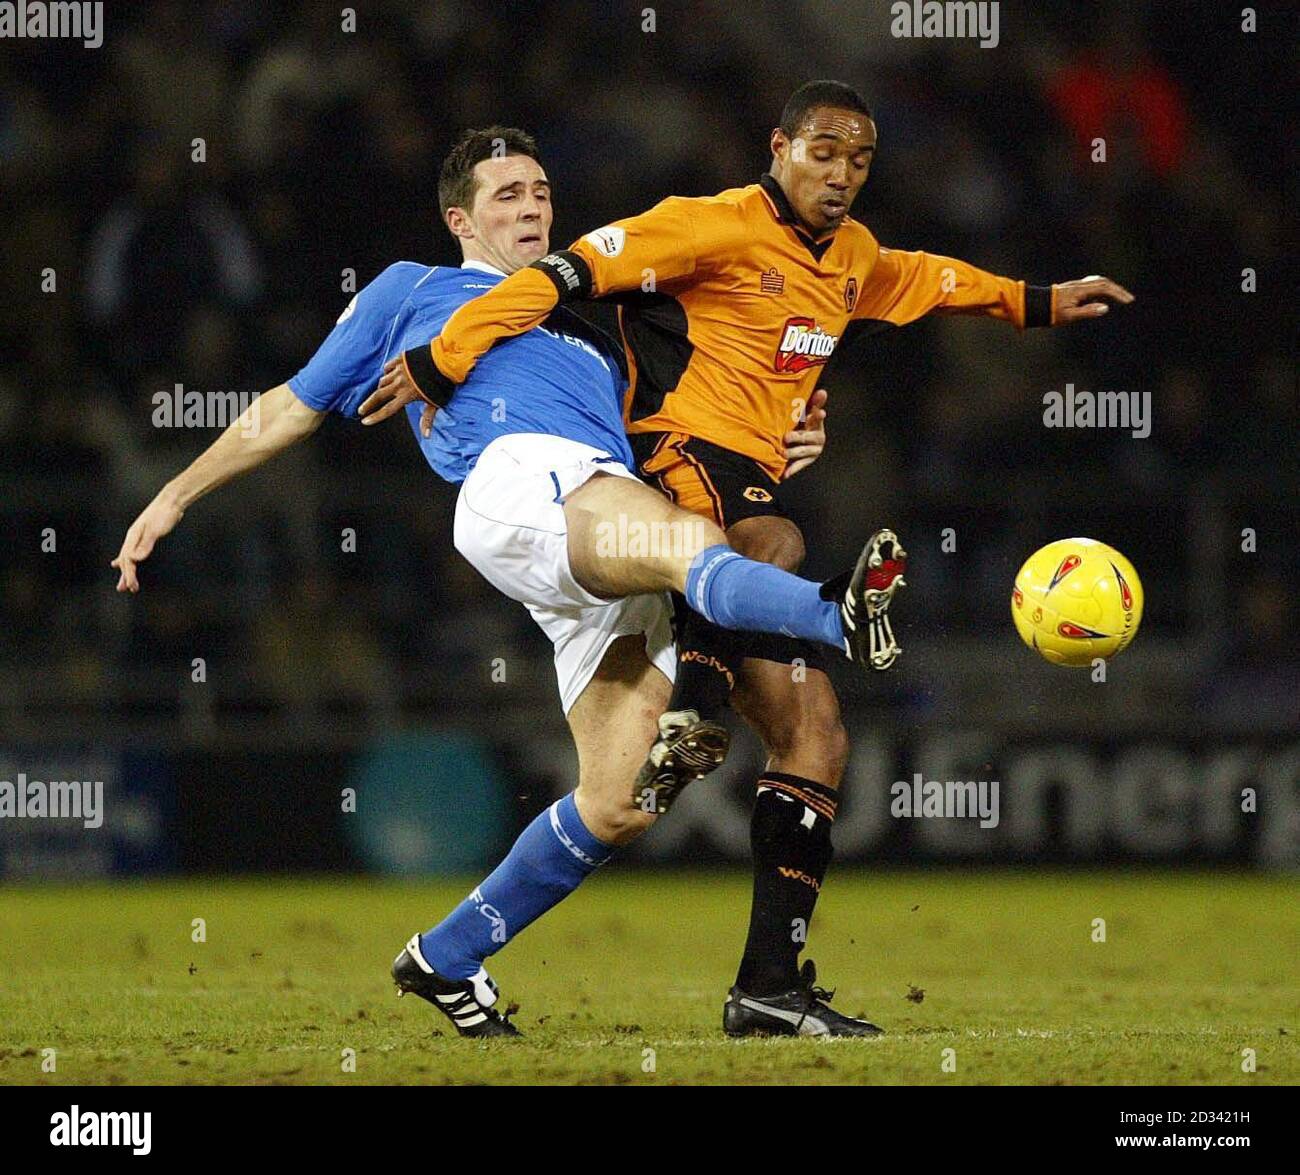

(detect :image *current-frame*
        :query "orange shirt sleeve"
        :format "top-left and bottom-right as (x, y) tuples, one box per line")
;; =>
(853, 247), (1029, 329)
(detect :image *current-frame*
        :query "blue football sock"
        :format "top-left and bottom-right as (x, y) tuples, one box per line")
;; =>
(684, 544), (845, 651)
(419, 791), (614, 979)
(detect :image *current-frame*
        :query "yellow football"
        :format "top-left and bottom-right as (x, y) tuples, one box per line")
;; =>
(1011, 538), (1144, 666)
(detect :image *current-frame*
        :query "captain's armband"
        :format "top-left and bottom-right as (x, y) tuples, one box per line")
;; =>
(529, 250), (593, 302)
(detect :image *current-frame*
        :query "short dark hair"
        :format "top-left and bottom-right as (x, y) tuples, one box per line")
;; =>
(438, 125), (541, 219)
(779, 81), (872, 137)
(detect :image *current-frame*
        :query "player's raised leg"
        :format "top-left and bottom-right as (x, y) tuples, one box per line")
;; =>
(562, 471), (886, 665)
(393, 633), (669, 1037)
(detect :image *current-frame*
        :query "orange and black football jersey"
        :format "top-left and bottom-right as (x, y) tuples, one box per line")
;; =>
(423, 174), (1053, 481)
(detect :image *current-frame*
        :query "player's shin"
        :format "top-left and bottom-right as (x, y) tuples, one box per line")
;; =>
(735, 775), (837, 996)
(669, 603), (743, 722)
(417, 792), (614, 980)
(683, 545), (844, 651)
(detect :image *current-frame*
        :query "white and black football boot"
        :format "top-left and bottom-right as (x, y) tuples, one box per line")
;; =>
(723, 960), (884, 1038)
(629, 707), (730, 815)
(391, 934), (520, 1038)
(830, 528), (907, 671)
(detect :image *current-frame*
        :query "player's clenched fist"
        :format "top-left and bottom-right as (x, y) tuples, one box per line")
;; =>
(111, 494), (184, 593)
(1051, 276), (1134, 324)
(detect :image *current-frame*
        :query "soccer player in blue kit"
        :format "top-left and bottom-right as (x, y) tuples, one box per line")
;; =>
(112, 127), (895, 1037)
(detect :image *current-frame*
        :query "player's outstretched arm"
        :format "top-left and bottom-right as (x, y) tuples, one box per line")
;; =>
(112, 383), (325, 593)
(855, 248), (1133, 330)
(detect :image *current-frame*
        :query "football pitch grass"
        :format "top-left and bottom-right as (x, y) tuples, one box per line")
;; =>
(1, 870), (1295, 1086)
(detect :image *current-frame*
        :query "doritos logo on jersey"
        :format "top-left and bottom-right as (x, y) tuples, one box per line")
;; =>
(1057, 620), (1108, 640)
(845, 276), (858, 313)
(1047, 554), (1081, 592)
(743, 486), (773, 503)
(1111, 563), (1133, 611)
(584, 226), (626, 258)
(774, 317), (838, 373)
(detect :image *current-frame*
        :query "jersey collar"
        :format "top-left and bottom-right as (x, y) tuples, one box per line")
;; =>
(461, 259), (507, 277)
(758, 174), (837, 262)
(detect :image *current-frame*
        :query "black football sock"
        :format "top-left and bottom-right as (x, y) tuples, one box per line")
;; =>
(735, 772), (838, 997)
(667, 604), (742, 722)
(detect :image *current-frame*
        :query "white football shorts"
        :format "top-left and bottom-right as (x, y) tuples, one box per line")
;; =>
(453, 432), (676, 714)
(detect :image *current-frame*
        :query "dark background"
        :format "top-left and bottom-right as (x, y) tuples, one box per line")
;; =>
(0, 1), (1294, 874)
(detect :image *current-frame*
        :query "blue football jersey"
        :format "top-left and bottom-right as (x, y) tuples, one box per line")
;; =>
(288, 261), (632, 482)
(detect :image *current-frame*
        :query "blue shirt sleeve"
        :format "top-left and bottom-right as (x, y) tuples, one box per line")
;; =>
(287, 263), (427, 415)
